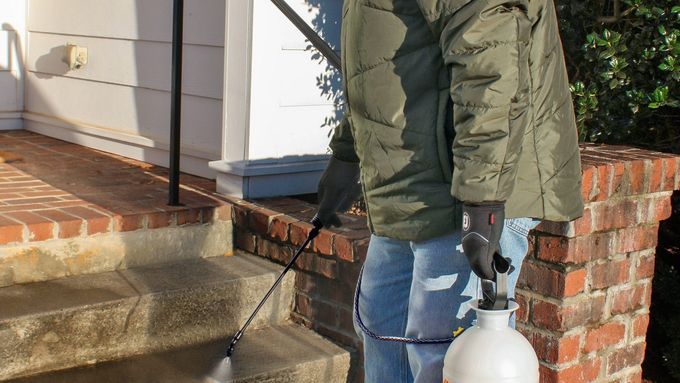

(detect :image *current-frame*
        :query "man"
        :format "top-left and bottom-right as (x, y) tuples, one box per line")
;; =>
(316, 0), (584, 382)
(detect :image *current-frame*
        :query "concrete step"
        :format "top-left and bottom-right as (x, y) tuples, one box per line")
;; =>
(0, 254), (294, 381)
(5, 324), (351, 383)
(0, 207), (234, 288)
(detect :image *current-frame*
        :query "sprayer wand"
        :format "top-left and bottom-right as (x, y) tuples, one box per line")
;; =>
(225, 216), (323, 358)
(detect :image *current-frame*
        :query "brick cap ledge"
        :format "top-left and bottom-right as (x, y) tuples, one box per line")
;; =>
(226, 145), (680, 261)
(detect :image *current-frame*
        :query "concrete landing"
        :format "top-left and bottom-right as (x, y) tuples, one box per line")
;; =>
(6, 324), (350, 383)
(0, 254), (294, 381)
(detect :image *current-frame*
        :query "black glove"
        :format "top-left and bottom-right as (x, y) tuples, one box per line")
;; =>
(315, 157), (362, 228)
(461, 202), (506, 281)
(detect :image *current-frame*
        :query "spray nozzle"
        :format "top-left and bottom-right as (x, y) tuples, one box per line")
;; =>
(225, 330), (243, 358)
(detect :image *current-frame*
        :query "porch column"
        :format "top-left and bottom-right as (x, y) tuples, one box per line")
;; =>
(211, 0), (341, 199)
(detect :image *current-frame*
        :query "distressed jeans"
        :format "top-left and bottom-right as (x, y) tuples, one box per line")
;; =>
(354, 218), (540, 383)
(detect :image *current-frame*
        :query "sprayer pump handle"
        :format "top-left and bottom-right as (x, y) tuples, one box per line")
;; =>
(480, 255), (510, 310)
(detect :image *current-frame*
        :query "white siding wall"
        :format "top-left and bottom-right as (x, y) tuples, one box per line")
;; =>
(23, 0), (226, 177)
(0, 0), (26, 130)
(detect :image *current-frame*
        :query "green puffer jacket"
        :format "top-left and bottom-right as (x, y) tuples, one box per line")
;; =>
(330, 0), (584, 241)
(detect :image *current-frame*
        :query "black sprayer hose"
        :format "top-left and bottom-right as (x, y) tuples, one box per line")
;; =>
(269, 0), (342, 71)
(225, 217), (323, 358)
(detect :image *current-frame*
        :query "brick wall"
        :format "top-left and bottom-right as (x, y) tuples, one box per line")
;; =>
(228, 144), (680, 383)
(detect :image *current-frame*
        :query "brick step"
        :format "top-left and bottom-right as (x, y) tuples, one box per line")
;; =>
(0, 253), (293, 381)
(5, 324), (350, 383)
(0, 205), (234, 288)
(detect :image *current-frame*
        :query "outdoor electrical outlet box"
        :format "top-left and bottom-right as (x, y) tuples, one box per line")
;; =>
(65, 43), (88, 70)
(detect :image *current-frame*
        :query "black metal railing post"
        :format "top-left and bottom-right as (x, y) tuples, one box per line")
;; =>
(169, 0), (184, 206)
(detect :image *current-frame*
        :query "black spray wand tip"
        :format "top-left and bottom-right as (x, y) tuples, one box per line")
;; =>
(225, 330), (243, 358)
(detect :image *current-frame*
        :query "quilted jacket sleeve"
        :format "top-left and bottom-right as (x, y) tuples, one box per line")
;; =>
(329, 112), (360, 163)
(437, 0), (532, 203)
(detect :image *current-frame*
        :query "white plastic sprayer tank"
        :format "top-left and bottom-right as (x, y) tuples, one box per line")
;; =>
(442, 300), (539, 383)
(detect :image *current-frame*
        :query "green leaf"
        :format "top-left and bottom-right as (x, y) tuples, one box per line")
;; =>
(672, 5), (680, 14)
(648, 102), (661, 109)
(609, 79), (619, 89)
(599, 49), (617, 59)
(659, 25), (668, 36)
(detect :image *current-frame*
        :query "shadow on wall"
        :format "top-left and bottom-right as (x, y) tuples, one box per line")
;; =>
(1, 23), (25, 118)
(33, 46), (70, 79)
(303, 0), (344, 133)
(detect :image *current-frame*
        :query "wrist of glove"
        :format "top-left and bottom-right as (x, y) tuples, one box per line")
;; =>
(316, 157), (361, 228)
(461, 202), (506, 281)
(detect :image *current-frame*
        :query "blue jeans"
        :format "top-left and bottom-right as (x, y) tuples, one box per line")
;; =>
(354, 218), (539, 383)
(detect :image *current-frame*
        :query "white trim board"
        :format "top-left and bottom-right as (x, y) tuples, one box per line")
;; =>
(209, 156), (328, 198)
(0, 112), (23, 130)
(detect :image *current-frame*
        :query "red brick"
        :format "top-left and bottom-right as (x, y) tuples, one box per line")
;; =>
(648, 159), (663, 193)
(34, 209), (82, 239)
(333, 234), (356, 262)
(647, 195), (672, 222)
(611, 283), (651, 315)
(610, 162), (626, 197)
(533, 295), (606, 332)
(4, 211), (53, 241)
(583, 322), (626, 353)
(0, 203), (49, 212)
(565, 268), (588, 297)
(519, 262), (586, 298)
(235, 230), (257, 253)
(337, 306), (356, 335)
(628, 161), (646, 195)
(290, 222), (314, 247)
(249, 208), (280, 235)
(295, 272), (354, 307)
(536, 233), (614, 265)
(590, 259), (630, 290)
(176, 208), (201, 226)
(0, 214), (24, 244)
(661, 157), (677, 191)
(257, 237), (293, 264)
(312, 229), (334, 256)
(62, 206), (110, 235)
(213, 204), (232, 221)
(606, 342), (646, 374)
(515, 293), (530, 323)
(582, 167), (596, 202)
(635, 252), (655, 280)
(591, 199), (639, 232)
(540, 356), (601, 383)
(232, 205), (248, 228)
(631, 314), (650, 339)
(595, 164), (611, 201)
(338, 261), (363, 288)
(295, 293), (338, 328)
(269, 215), (297, 242)
(530, 332), (581, 364)
(295, 292), (313, 319)
(615, 225), (659, 254)
(4, 196), (62, 205)
(147, 212), (172, 229)
(572, 208), (593, 236)
(295, 252), (338, 279)
(113, 213), (145, 232)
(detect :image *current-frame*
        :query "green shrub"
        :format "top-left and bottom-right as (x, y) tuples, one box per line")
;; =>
(556, 2), (680, 380)
(557, 0), (680, 153)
